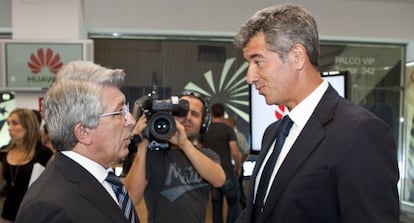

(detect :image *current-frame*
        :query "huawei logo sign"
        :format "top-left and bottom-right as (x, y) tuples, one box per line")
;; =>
(28, 48), (63, 74)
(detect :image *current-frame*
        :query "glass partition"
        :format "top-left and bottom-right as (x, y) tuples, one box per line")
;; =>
(92, 37), (406, 205)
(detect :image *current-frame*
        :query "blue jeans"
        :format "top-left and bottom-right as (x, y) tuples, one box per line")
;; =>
(211, 171), (240, 223)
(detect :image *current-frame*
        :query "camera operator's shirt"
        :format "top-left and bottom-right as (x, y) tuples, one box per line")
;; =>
(144, 147), (220, 223)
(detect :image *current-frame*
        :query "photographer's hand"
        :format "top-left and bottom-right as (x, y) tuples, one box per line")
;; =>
(168, 120), (190, 148)
(132, 115), (148, 140)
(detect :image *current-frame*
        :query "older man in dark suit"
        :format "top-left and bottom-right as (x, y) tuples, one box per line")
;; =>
(16, 61), (139, 223)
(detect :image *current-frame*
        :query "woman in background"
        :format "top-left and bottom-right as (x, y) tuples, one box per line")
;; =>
(0, 108), (53, 222)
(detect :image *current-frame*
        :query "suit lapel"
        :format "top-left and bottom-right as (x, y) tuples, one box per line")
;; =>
(253, 123), (280, 179)
(54, 153), (128, 223)
(78, 179), (127, 222)
(258, 86), (340, 222)
(260, 116), (325, 220)
(245, 121), (280, 220)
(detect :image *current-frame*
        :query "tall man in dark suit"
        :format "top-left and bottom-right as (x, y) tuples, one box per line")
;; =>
(16, 61), (139, 223)
(234, 4), (399, 223)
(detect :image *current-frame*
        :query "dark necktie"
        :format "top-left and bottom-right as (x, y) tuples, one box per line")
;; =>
(106, 171), (139, 223)
(253, 115), (293, 220)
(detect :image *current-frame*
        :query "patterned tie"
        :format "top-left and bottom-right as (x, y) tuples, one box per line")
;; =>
(106, 171), (139, 223)
(253, 115), (293, 221)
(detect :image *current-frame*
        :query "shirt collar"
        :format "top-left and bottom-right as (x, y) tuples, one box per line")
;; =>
(288, 79), (329, 128)
(62, 151), (110, 184)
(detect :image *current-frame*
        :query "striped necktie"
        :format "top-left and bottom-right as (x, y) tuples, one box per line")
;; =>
(106, 171), (139, 223)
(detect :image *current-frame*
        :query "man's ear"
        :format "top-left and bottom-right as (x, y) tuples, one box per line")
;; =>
(74, 123), (92, 145)
(292, 44), (306, 70)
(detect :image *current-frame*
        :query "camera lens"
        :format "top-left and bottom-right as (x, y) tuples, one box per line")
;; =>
(149, 112), (176, 140)
(154, 119), (169, 134)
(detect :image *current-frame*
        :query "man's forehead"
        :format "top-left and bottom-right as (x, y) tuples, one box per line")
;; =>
(181, 96), (203, 110)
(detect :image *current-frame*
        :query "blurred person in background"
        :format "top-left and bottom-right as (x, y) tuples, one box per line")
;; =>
(0, 108), (53, 222)
(30, 110), (42, 127)
(202, 103), (241, 223)
(40, 124), (55, 154)
(224, 117), (249, 209)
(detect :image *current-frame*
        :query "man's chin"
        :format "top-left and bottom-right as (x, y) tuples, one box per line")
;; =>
(186, 132), (198, 141)
(120, 147), (130, 159)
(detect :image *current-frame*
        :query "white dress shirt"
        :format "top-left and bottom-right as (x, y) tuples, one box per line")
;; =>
(254, 80), (329, 203)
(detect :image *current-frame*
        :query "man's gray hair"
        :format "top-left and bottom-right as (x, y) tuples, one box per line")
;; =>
(44, 61), (126, 151)
(234, 4), (320, 67)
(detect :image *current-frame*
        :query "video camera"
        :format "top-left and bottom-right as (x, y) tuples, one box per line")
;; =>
(132, 95), (189, 150)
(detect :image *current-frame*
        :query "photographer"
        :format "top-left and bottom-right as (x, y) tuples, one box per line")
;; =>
(124, 90), (225, 223)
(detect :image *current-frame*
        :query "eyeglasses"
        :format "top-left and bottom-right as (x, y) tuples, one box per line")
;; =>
(99, 103), (130, 120)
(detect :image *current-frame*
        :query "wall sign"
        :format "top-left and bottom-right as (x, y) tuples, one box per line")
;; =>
(0, 40), (93, 90)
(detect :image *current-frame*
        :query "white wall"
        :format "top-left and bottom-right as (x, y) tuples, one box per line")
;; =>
(1, 0), (414, 109)
(82, 0), (414, 41)
(12, 0), (86, 39)
(1, 0), (412, 40)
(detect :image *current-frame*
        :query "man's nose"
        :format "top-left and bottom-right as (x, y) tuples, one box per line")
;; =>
(246, 65), (258, 84)
(126, 112), (136, 129)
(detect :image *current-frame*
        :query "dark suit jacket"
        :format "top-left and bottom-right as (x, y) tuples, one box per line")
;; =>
(237, 86), (400, 223)
(16, 152), (132, 223)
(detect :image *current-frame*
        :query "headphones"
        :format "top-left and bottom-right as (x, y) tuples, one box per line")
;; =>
(180, 90), (211, 133)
